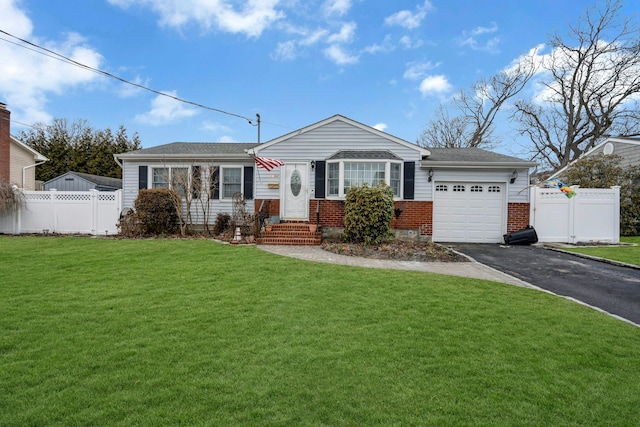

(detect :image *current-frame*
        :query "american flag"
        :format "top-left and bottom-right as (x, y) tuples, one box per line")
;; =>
(254, 156), (284, 171)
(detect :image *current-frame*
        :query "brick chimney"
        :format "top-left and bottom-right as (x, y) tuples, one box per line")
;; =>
(0, 103), (10, 183)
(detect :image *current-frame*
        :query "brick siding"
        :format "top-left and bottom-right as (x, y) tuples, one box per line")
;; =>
(507, 202), (530, 233)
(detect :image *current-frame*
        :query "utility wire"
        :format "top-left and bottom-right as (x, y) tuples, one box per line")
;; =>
(0, 28), (257, 125)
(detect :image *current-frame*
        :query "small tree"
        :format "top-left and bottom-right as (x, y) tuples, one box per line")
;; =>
(0, 182), (25, 213)
(343, 184), (395, 245)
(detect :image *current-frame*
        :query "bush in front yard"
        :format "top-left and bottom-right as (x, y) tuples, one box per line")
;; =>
(133, 189), (180, 235)
(343, 184), (395, 245)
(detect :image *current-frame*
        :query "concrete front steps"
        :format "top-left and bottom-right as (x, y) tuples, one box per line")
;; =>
(257, 222), (322, 246)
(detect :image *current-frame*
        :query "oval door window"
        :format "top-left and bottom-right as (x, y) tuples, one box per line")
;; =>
(290, 169), (302, 196)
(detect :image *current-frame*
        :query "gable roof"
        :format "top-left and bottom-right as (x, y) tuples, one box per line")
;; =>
(43, 171), (122, 189)
(115, 142), (259, 160)
(250, 115), (431, 156)
(421, 148), (537, 168)
(549, 136), (640, 178)
(10, 136), (48, 161)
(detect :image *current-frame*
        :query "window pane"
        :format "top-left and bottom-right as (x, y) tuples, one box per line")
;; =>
(328, 163), (339, 195)
(390, 163), (400, 196)
(344, 162), (386, 193)
(223, 168), (242, 198)
(172, 167), (189, 197)
(152, 168), (169, 189)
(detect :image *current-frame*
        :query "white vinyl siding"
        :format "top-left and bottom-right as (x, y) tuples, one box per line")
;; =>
(254, 120), (424, 200)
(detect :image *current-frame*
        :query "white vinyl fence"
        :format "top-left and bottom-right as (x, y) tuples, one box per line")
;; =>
(0, 190), (122, 236)
(530, 186), (620, 244)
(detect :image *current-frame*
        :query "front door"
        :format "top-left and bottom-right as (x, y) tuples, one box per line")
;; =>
(281, 162), (309, 220)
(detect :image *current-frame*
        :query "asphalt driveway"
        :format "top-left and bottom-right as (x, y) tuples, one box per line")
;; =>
(451, 243), (640, 325)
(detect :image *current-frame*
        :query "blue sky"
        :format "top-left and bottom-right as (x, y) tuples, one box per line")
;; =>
(1, 0), (638, 151)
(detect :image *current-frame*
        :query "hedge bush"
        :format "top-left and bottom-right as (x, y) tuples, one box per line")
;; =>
(133, 189), (180, 235)
(343, 184), (395, 245)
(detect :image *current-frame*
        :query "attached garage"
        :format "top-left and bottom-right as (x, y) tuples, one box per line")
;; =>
(432, 182), (505, 243)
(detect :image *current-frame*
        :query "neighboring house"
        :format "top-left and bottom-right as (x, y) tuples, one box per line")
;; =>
(550, 136), (640, 179)
(115, 115), (536, 243)
(0, 103), (48, 190)
(43, 171), (122, 192)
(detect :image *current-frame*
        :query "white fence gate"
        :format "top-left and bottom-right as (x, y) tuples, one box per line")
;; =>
(0, 190), (122, 236)
(529, 186), (620, 244)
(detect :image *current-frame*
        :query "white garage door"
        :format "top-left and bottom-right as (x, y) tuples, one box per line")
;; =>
(432, 182), (505, 243)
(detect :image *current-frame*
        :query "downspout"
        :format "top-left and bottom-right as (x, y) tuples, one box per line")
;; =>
(113, 153), (123, 169)
(22, 160), (48, 189)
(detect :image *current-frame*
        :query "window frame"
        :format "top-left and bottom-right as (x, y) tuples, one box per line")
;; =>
(326, 159), (403, 199)
(220, 165), (244, 200)
(149, 166), (197, 198)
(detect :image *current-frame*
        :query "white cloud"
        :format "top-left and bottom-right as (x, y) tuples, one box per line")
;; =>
(403, 61), (439, 80)
(324, 44), (359, 65)
(218, 135), (237, 142)
(459, 22), (500, 53)
(271, 40), (298, 61)
(134, 91), (199, 125)
(0, 0), (103, 125)
(117, 75), (149, 98)
(384, 0), (433, 30)
(107, 0), (285, 38)
(471, 22), (498, 36)
(323, 0), (352, 17)
(363, 34), (395, 54)
(327, 21), (356, 44)
(300, 28), (329, 46)
(399, 35), (423, 49)
(419, 75), (452, 96)
(372, 122), (387, 132)
(201, 121), (232, 133)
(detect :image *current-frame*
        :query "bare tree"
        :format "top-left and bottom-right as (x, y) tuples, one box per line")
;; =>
(418, 57), (537, 148)
(513, 0), (640, 170)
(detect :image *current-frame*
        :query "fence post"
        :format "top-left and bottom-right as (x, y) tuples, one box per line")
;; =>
(612, 186), (620, 244)
(569, 185), (579, 244)
(90, 189), (98, 235)
(529, 187), (537, 229)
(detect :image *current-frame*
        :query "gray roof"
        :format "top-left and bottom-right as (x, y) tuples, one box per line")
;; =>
(123, 142), (259, 156)
(45, 171), (122, 189)
(422, 147), (537, 167)
(328, 150), (401, 160)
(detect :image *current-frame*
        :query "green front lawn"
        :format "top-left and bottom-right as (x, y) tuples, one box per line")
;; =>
(1, 237), (639, 426)
(564, 236), (640, 266)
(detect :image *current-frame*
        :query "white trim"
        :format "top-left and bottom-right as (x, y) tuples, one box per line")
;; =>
(10, 136), (48, 161)
(250, 115), (430, 157)
(220, 165), (244, 200)
(326, 159), (403, 199)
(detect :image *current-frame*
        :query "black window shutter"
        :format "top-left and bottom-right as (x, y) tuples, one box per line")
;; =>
(138, 165), (148, 189)
(191, 166), (201, 199)
(314, 160), (326, 199)
(243, 166), (254, 200)
(403, 161), (415, 200)
(211, 167), (220, 200)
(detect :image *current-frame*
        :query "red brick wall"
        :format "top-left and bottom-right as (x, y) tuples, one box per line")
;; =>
(0, 104), (10, 183)
(254, 199), (280, 216)
(310, 199), (433, 234)
(507, 202), (530, 233)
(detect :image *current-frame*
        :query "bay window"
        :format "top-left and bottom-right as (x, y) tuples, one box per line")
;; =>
(327, 160), (403, 197)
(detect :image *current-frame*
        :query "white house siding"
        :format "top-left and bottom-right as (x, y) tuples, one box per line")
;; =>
(429, 168), (530, 203)
(122, 160), (256, 224)
(592, 141), (640, 168)
(254, 120), (426, 200)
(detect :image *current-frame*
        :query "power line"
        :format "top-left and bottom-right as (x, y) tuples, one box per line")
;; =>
(0, 28), (256, 125)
